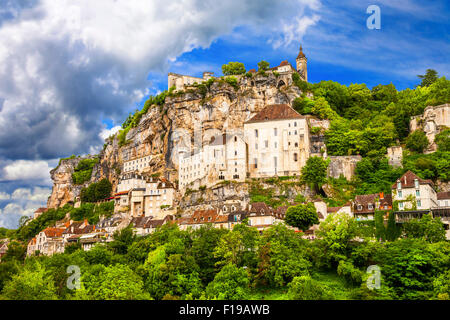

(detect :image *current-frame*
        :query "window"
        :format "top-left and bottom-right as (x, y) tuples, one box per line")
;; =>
(368, 204), (373, 210)
(398, 190), (402, 198)
(294, 122), (297, 127)
(417, 200), (421, 207)
(254, 158), (258, 168)
(357, 205), (362, 211)
(265, 140), (268, 148)
(294, 130), (297, 135)
(255, 129), (258, 138)
(416, 190), (420, 197)
(274, 142), (277, 148)
(397, 181), (401, 189)
(294, 153), (298, 162)
(414, 179), (419, 189)
(235, 151), (237, 156)
(255, 143), (258, 150)
(399, 202), (403, 209)
(274, 157), (277, 168)
(274, 128), (278, 136)
(234, 136), (237, 142)
(295, 142), (298, 147)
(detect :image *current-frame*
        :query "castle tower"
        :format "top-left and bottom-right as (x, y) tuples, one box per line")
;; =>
(296, 45), (307, 82)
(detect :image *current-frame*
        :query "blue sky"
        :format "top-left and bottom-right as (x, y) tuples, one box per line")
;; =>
(0, 0), (448, 228)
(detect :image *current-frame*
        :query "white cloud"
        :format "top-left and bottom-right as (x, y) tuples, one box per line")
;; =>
(0, 0), (321, 160)
(0, 192), (10, 200)
(99, 126), (121, 141)
(2, 160), (53, 183)
(11, 187), (51, 202)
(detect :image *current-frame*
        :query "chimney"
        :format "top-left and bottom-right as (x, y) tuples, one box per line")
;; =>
(380, 192), (384, 200)
(84, 219), (88, 227)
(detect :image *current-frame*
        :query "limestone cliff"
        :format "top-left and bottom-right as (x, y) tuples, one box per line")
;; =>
(48, 73), (303, 208)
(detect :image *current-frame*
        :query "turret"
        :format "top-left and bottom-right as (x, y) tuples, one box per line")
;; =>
(296, 45), (307, 82)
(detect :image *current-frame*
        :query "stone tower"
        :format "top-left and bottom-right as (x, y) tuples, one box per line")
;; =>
(296, 45), (307, 82)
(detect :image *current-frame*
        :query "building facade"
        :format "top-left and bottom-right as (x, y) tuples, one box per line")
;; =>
(244, 104), (309, 178)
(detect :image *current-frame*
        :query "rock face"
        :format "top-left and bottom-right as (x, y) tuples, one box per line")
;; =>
(410, 103), (450, 153)
(48, 74), (304, 208)
(327, 156), (362, 181)
(47, 158), (85, 209)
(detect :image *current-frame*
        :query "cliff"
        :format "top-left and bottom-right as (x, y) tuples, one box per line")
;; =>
(48, 73), (303, 208)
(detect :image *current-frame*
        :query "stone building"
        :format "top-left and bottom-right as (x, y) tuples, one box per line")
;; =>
(114, 173), (176, 219)
(122, 155), (154, 173)
(178, 133), (246, 191)
(392, 171), (437, 211)
(244, 104), (310, 178)
(168, 71), (214, 91)
(352, 193), (392, 221)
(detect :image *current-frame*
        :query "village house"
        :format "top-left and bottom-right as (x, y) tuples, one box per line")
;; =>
(115, 173), (176, 218)
(437, 191), (450, 207)
(244, 104), (310, 178)
(352, 193), (392, 221)
(131, 215), (174, 236)
(227, 211), (249, 230)
(29, 226), (67, 256)
(33, 207), (47, 219)
(62, 219), (95, 244)
(392, 171), (437, 211)
(247, 202), (277, 232)
(79, 232), (107, 251)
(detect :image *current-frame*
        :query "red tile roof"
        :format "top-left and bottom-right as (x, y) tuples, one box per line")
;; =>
(437, 191), (450, 200)
(245, 104), (303, 124)
(43, 227), (65, 238)
(392, 171), (434, 189)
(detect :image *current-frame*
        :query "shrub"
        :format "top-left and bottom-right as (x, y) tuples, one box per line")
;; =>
(288, 276), (334, 300)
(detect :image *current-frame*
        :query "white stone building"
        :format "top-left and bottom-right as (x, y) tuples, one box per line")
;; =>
(244, 104), (310, 178)
(178, 133), (246, 191)
(123, 155), (154, 173)
(392, 171), (438, 211)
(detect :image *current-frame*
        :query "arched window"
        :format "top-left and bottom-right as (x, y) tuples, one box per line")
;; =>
(294, 153), (298, 162)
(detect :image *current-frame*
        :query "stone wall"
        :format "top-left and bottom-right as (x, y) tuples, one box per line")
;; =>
(387, 146), (403, 168)
(327, 156), (362, 181)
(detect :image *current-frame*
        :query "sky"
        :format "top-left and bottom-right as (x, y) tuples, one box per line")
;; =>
(0, 0), (449, 229)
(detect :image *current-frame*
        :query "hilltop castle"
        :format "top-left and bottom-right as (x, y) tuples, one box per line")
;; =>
(168, 45), (308, 91)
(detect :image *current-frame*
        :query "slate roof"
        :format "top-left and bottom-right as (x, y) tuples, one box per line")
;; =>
(245, 104), (303, 124)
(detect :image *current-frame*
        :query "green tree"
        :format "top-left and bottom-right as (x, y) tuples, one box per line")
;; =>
(2, 240), (26, 262)
(222, 62), (246, 75)
(402, 214), (446, 243)
(288, 275), (334, 300)
(417, 69), (439, 87)
(285, 203), (319, 231)
(205, 263), (250, 300)
(75, 264), (151, 300)
(301, 156), (330, 193)
(385, 211), (401, 242)
(406, 130), (429, 153)
(257, 60), (270, 72)
(435, 128), (450, 152)
(1, 262), (58, 300)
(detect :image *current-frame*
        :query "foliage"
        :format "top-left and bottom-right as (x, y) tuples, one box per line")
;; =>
(285, 203), (319, 231)
(1, 262), (58, 300)
(417, 69), (439, 87)
(402, 151), (450, 181)
(288, 275), (334, 300)
(80, 178), (112, 203)
(402, 214), (446, 243)
(75, 264), (151, 300)
(435, 127), (450, 152)
(406, 130), (429, 153)
(222, 62), (246, 75)
(257, 60), (270, 72)
(206, 263), (250, 300)
(72, 158), (98, 185)
(301, 156), (330, 193)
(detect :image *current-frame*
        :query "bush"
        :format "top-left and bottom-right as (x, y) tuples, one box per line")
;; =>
(72, 158), (98, 185)
(288, 276), (334, 300)
(206, 263), (250, 300)
(406, 130), (429, 153)
(80, 179), (112, 203)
